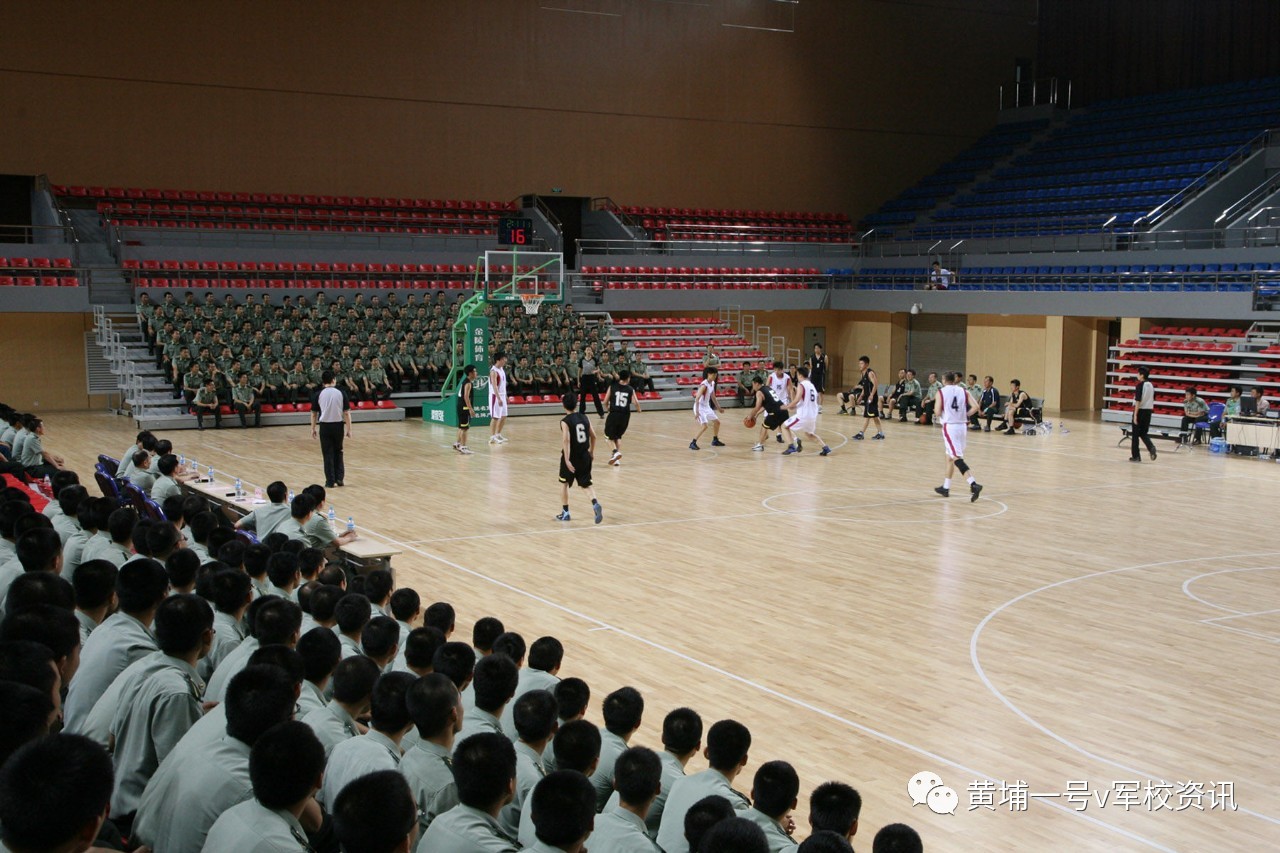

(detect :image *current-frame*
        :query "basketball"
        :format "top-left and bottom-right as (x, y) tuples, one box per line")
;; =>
(743, 416), (757, 428)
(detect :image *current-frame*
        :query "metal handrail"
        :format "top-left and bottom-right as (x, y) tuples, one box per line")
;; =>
(0, 224), (76, 244)
(1221, 173), (1280, 225)
(101, 207), (500, 232)
(844, 268), (1278, 292)
(520, 195), (563, 232)
(577, 238), (860, 259)
(1246, 206), (1280, 227)
(109, 223), (533, 253)
(591, 197), (645, 234)
(1138, 127), (1277, 227)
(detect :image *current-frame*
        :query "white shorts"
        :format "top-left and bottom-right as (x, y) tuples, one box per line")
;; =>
(942, 422), (967, 459)
(696, 407), (719, 425)
(784, 414), (816, 435)
(490, 397), (508, 419)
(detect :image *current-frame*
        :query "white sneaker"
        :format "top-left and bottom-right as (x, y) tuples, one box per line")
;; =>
(452, 443), (460, 452)
(489, 436), (499, 444)
(459, 446), (473, 455)
(496, 434), (509, 444)
(752, 443), (764, 451)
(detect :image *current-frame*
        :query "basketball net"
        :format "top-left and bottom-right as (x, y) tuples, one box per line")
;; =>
(519, 293), (545, 315)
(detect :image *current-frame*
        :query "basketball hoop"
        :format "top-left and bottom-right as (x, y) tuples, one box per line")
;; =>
(519, 293), (545, 315)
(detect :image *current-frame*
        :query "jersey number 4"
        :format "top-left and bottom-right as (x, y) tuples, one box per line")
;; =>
(575, 423), (588, 444)
(951, 396), (961, 410)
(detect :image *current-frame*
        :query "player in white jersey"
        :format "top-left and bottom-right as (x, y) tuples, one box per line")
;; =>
(782, 366), (831, 456)
(489, 351), (510, 444)
(689, 366), (725, 450)
(934, 372), (983, 501)
(767, 360), (792, 444)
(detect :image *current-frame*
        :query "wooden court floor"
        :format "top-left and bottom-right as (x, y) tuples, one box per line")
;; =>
(47, 407), (1280, 852)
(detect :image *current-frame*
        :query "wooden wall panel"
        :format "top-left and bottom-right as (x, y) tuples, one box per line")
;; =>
(0, 313), (98, 411)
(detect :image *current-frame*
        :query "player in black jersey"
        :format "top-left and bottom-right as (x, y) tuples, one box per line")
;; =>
(603, 369), (642, 466)
(557, 392), (603, 524)
(746, 375), (794, 452)
(454, 364), (476, 455)
(852, 355), (885, 440)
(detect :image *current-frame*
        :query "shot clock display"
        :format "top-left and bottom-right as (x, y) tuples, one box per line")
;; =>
(498, 217), (533, 246)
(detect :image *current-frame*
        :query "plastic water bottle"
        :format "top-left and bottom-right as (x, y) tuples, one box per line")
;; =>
(288, 490), (294, 504)
(179, 453), (186, 467)
(327, 507), (336, 524)
(234, 478), (242, 498)
(43, 476), (52, 497)
(254, 486), (263, 501)
(346, 516), (355, 534)
(207, 465), (215, 482)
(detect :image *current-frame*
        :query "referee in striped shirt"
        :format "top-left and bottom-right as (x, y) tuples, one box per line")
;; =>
(311, 370), (352, 487)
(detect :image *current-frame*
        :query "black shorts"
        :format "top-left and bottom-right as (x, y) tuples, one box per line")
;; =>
(457, 409), (471, 427)
(559, 455), (593, 488)
(863, 398), (880, 418)
(604, 414), (629, 441)
(764, 410), (787, 430)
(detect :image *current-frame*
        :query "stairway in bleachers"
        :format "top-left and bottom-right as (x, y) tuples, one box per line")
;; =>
(612, 316), (769, 406)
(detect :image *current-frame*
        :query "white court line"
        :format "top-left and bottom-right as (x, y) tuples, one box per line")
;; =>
(1202, 606), (1280, 623)
(373, 531), (1173, 851)
(1180, 566), (1280, 615)
(971, 551), (1280, 828)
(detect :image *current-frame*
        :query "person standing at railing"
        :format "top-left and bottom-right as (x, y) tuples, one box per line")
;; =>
(927, 261), (952, 290)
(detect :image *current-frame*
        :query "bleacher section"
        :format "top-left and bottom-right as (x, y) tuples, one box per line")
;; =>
(615, 206), (856, 243)
(614, 317), (769, 400)
(0, 255), (81, 287)
(863, 119), (1050, 228)
(54, 184), (516, 236)
(1103, 325), (1280, 428)
(852, 262), (1280, 292)
(866, 76), (1280, 235)
(123, 259), (489, 291)
(580, 265), (824, 291)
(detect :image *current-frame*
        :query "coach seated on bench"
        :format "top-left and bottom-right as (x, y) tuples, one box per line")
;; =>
(1180, 388), (1209, 445)
(997, 380), (1032, 434)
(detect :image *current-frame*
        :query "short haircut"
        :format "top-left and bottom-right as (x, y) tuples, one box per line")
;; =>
(290, 493), (316, 520)
(551, 719), (601, 774)
(251, 597), (303, 645)
(297, 627), (342, 684)
(302, 484), (327, 506)
(562, 392), (578, 411)
(157, 454), (179, 476)
(751, 760), (800, 819)
(262, 532), (289, 553)
(317, 563), (346, 587)
(0, 501), (34, 539)
(361, 616), (400, 659)
(432, 641), (476, 689)
(5, 574), (74, 614)
(662, 706), (703, 755)
(132, 449), (150, 468)
(49, 470), (80, 496)
(335, 593), (372, 634)
(0, 641), (57, 699)
(165, 548), (201, 590)
(0, 682), (56, 767)
(809, 781), (862, 835)
(798, 365), (810, 378)
(614, 746), (662, 806)
(405, 626), (446, 670)
(161, 495), (185, 525)
(56, 484), (89, 517)
(701, 816), (768, 853)
(331, 655), (380, 705)
(130, 519), (155, 556)
(528, 636), (564, 672)
(471, 653), (519, 713)
(153, 593), (214, 656)
(554, 677), (590, 721)
(0, 734), (114, 851)
(513, 689), (558, 743)
(209, 568), (253, 614)
(332, 770), (416, 853)
(492, 631), (525, 665)
(297, 547), (324, 579)
(406, 672), (460, 738)
(530, 770), (596, 846)
(250, 721), (325, 810)
(0, 605), (79, 661)
(798, 831), (855, 853)
(146, 522), (181, 560)
(206, 526), (235, 556)
(453, 732), (517, 810)
(472, 616), (504, 651)
(364, 568), (393, 604)
(706, 719), (751, 772)
(224, 665), (297, 747)
(309, 584), (345, 623)
(266, 551), (300, 588)
(16, 528), (61, 574)
(72, 560), (118, 610)
(369, 671), (415, 734)
(78, 498), (114, 532)
(189, 510), (219, 545)
(265, 481), (288, 503)
(116, 558), (170, 613)
(685, 794), (736, 852)
(246, 646), (305, 687)
(602, 686), (644, 736)
(872, 823), (923, 853)
(389, 587), (420, 622)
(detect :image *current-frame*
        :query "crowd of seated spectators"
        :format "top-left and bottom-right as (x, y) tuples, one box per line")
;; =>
(139, 288), (640, 423)
(0, 411), (927, 852)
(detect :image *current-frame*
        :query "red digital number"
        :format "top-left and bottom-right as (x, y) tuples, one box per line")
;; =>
(513, 228), (527, 245)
